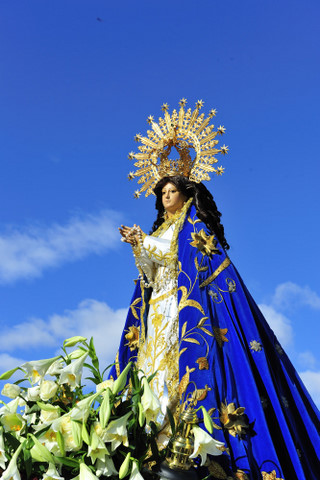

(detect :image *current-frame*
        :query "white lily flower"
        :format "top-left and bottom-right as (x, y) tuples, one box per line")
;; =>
(79, 463), (99, 480)
(0, 443), (22, 480)
(59, 353), (88, 391)
(26, 385), (41, 402)
(103, 412), (131, 451)
(42, 463), (65, 480)
(40, 380), (59, 401)
(95, 454), (118, 477)
(0, 431), (8, 469)
(0, 398), (19, 416)
(37, 429), (60, 455)
(1, 383), (21, 399)
(96, 379), (114, 394)
(51, 415), (81, 452)
(69, 391), (100, 422)
(129, 460), (144, 480)
(30, 433), (55, 464)
(40, 406), (60, 424)
(21, 356), (60, 384)
(47, 360), (64, 376)
(189, 425), (224, 466)
(87, 430), (109, 463)
(1, 413), (25, 435)
(140, 377), (162, 423)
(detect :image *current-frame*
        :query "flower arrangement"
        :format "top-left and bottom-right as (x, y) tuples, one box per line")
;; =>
(0, 336), (225, 480)
(0, 336), (166, 480)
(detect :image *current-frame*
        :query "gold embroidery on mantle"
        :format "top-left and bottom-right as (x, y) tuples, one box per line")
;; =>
(115, 351), (120, 378)
(199, 256), (231, 288)
(125, 326), (140, 351)
(130, 297), (142, 320)
(261, 471), (284, 480)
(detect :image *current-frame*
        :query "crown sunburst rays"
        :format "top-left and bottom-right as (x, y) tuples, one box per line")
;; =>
(128, 99), (228, 197)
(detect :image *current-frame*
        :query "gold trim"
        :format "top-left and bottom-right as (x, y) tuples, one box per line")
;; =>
(115, 351), (120, 377)
(199, 257), (231, 288)
(149, 288), (177, 305)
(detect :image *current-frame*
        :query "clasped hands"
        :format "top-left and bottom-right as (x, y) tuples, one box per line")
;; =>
(119, 224), (144, 246)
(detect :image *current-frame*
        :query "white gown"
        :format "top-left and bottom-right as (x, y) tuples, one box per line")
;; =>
(135, 223), (180, 417)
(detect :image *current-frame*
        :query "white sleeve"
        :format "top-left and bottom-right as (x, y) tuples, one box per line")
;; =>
(133, 233), (173, 285)
(143, 235), (172, 266)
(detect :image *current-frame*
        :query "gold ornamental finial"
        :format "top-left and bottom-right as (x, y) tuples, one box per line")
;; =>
(128, 99), (229, 197)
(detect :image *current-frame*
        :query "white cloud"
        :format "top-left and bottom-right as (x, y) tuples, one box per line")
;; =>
(0, 299), (127, 368)
(297, 351), (317, 370)
(272, 281), (320, 311)
(299, 370), (320, 409)
(0, 210), (121, 284)
(0, 353), (25, 373)
(258, 303), (293, 348)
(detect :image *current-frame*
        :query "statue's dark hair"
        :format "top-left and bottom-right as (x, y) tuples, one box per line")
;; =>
(150, 175), (230, 251)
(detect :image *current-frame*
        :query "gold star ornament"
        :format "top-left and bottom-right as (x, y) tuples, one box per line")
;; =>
(190, 229), (220, 257)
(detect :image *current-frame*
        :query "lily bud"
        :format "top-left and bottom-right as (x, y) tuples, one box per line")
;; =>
(201, 406), (214, 434)
(138, 402), (145, 427)
(119, 452), (131, 479)
(112, 362), (132, 395)
(100, 388), (111, 428)
(63, 336), (87, 347)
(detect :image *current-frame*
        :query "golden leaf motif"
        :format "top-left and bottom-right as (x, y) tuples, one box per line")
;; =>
(179, 347), (187, 357)
(179, 299), (205, 315)
(178, 285), (188, 305)
(199, 265), (209, 272)
(188, 216), (201, 225)
(213, 327), (229, 347)
(181, 321), (188, 338)
(197, 317), (208, 327)
(200, 326), (214, 337)
(184, 338), (200, 345)
(195, 256), (199, 270)
(130, 297), (141, 320)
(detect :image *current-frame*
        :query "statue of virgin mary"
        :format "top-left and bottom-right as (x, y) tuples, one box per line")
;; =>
(110, 100), (320, 480)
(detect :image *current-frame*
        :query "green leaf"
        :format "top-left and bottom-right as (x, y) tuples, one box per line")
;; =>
(4, 432), (21, 450)
(166, 406), (176, 436)
(202, 406), (214, 434)
(150, 436), (160, 462)
(81, 421), (90, 445)
(23, 447), (33, 480)
(146, 371), (158, 384)
(56, 430), (66, 457)
(57, 456), (80, 468)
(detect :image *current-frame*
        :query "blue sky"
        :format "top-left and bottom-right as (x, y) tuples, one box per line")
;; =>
(1, 0), (320, 406)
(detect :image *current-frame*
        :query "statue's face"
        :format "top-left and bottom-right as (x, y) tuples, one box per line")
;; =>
(161, 182), (187, 216)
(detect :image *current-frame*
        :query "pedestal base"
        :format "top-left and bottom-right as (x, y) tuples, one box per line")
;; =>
(156, 461), (198, 480)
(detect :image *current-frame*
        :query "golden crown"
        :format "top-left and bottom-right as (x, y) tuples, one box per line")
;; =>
(128, 99), (229, 197)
